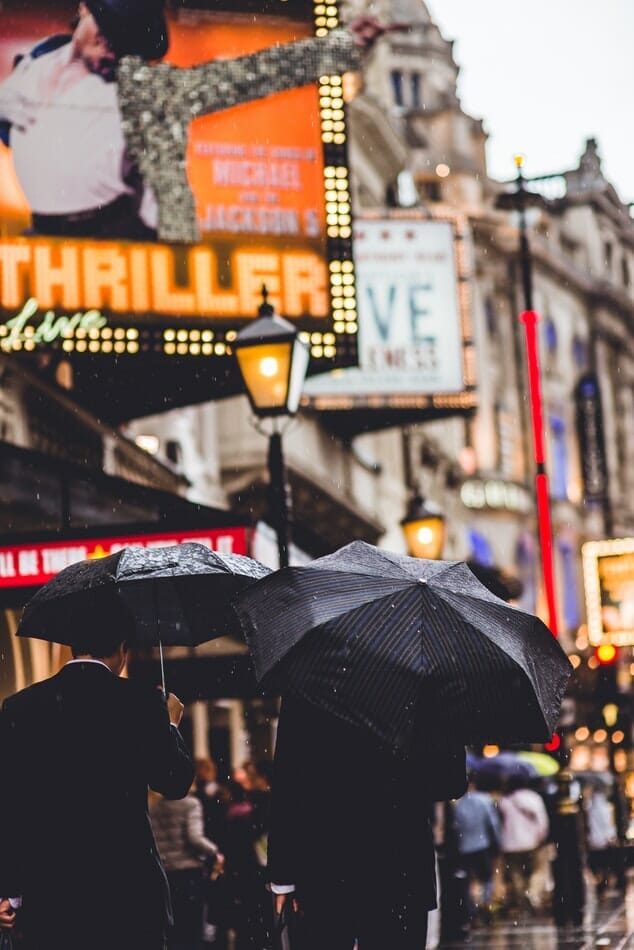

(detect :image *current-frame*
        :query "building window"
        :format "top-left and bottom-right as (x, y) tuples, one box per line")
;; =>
(420, 180), (441, 202)
(484, 296), (497, 336)
(391, 70), (404, 107)
(622, 257), (631, 288)
(558, 539), (581, 631)
(544, 317), (558, 353)
(468, 529), (494, 567)
(410, 73), (421, 108)
(165, 439), (182, 467)
(572, 334), (587, 369)
(516, 532), (537, 614)
(604, 241), (613, 273)
(549, 414), (568, 500)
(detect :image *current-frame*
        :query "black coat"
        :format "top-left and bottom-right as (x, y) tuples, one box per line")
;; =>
(268, 695), (467, 913)
(0, 662), (194, 948)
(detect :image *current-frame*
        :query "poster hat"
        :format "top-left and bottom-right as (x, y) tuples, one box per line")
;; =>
(84, 0), (169, 60)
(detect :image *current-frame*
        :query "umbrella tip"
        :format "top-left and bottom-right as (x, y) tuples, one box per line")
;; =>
(417, 578), (428, 584)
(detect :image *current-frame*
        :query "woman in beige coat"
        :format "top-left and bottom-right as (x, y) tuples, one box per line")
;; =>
(151, 788), (224, 949)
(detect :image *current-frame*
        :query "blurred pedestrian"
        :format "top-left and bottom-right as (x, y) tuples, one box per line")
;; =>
(498, 773), (550, 914)
(194, 757), (230, 947)
(151, 784), (224, 950)
(583, 784), (617, 898)
(224, 780), (273, 950)
(453, 775), (502, 925)
(269, 694), (467, 950)
(0, 599), (194, 950)
(194, 757), (228, 847)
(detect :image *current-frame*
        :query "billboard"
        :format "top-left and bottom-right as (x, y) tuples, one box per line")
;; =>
(582, 537), (634, 646)
(0, 526), (250, 589)
(0, 0), (358, 421)
(303, 211), (476, 413)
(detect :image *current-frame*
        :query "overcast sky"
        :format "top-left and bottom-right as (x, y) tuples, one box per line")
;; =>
(425, 0), (633, 204)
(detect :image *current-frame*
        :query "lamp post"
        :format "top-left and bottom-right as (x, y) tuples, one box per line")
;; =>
(233, 287), (310, 569)
(505, 155), (559, 637)
(400, 494), (464, 939)
(400, 495), (445, 560)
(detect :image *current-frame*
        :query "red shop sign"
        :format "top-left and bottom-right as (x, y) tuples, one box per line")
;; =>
(0, 527), (250, 589)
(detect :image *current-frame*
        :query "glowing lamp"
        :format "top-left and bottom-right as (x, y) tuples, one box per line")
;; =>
(234, 287), (309, 418)
(595, 643), (619, 666)
(401, 496), (445, 560)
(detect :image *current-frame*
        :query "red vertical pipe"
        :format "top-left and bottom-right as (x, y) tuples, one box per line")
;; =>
(519, 309), (559, 637)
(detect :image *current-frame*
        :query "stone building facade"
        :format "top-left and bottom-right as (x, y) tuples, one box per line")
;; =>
(122, 0), (634, 758)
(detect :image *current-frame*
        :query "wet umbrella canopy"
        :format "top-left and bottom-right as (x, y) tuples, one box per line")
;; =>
(18, 542), (271, 650)
(235, 540), (572, 755)
(468, 751), (539, 784)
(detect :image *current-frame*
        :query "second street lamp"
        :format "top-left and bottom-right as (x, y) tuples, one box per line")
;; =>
(400, 495), (445, 561)
(234, 287), (310, 569)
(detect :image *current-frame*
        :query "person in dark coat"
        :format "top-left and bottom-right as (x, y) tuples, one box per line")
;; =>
(0, 600), (194, 950)
(269, 694), (467, 950)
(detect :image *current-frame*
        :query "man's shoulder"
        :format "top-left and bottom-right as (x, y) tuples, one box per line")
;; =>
(2, 671), (63, 716)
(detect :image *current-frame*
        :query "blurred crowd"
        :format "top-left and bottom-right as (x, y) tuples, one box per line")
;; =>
(434, 765), (622, 945)
(149, 751), (624, 950)
(150, 756), (274, 950)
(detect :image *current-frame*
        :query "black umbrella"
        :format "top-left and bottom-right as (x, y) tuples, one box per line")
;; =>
(18, 543), (271, 692)
(234, 541), (572, 755)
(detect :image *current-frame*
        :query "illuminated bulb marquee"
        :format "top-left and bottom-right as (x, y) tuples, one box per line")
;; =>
(0, 0), (357, 417)
(582, 537), (634, 647)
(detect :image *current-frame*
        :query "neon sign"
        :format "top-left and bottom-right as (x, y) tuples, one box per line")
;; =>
(0, 527), (250, 589)
(0, 298), (107, 350)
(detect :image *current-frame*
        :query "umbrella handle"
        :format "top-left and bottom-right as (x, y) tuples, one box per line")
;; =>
(159, 638), (166, 699)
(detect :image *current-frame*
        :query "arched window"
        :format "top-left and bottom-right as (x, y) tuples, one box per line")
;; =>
(391, 70), (404, 107)
(544, 317), (558, 353)
(410, 73), (421, 108)
(549, 414), (568, 500)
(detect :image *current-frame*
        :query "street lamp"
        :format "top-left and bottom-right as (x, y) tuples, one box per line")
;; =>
(234, 286), (310, 569)
(497, 155), (559, 637)
(400, 495), (445, 560)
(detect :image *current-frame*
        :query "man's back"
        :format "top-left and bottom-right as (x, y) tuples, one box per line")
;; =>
(0, 661), (193, 947)
(269, 694), (466, 905)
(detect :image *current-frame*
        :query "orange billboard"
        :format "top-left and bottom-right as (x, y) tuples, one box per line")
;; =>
(0, 0), (358, 420)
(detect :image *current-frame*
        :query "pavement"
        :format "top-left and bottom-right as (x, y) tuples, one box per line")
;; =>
(437, 871), (634, 949)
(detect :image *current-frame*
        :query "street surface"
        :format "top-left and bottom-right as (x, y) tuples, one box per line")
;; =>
(439, 871), (634, 949)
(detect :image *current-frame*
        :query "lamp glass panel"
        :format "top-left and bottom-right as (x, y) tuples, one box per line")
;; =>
(402, 516), (445, 560)
(236, 341), (292, 413)
(286, 337), (310, 414)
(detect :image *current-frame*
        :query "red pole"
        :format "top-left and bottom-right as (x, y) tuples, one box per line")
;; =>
(519, 309), (559, 636)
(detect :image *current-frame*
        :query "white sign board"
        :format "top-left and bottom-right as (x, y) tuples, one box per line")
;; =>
(305, 218), (466, 400)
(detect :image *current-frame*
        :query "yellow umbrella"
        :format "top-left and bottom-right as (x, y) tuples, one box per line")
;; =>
(516, 750), (560, 776)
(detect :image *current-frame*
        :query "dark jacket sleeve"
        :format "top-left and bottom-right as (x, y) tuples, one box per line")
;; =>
(0, 702), (23, 896)
(425, 742), (468, 802)
(266, 699), (304, 885)
(140, 688), (194, 800)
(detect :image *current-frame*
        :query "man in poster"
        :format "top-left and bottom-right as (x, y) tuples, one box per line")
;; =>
(0, 0), (390, 242)
(0, 0), (164, 239)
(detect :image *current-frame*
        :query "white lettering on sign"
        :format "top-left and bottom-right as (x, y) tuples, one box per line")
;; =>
(41, 547), (88, 574)
(0, 298), (107, 349)
(18, 550), (40, 576)
(0, 552), (16, 578)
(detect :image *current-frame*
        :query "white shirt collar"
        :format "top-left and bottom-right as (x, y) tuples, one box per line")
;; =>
(65, 658), (112, 672)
